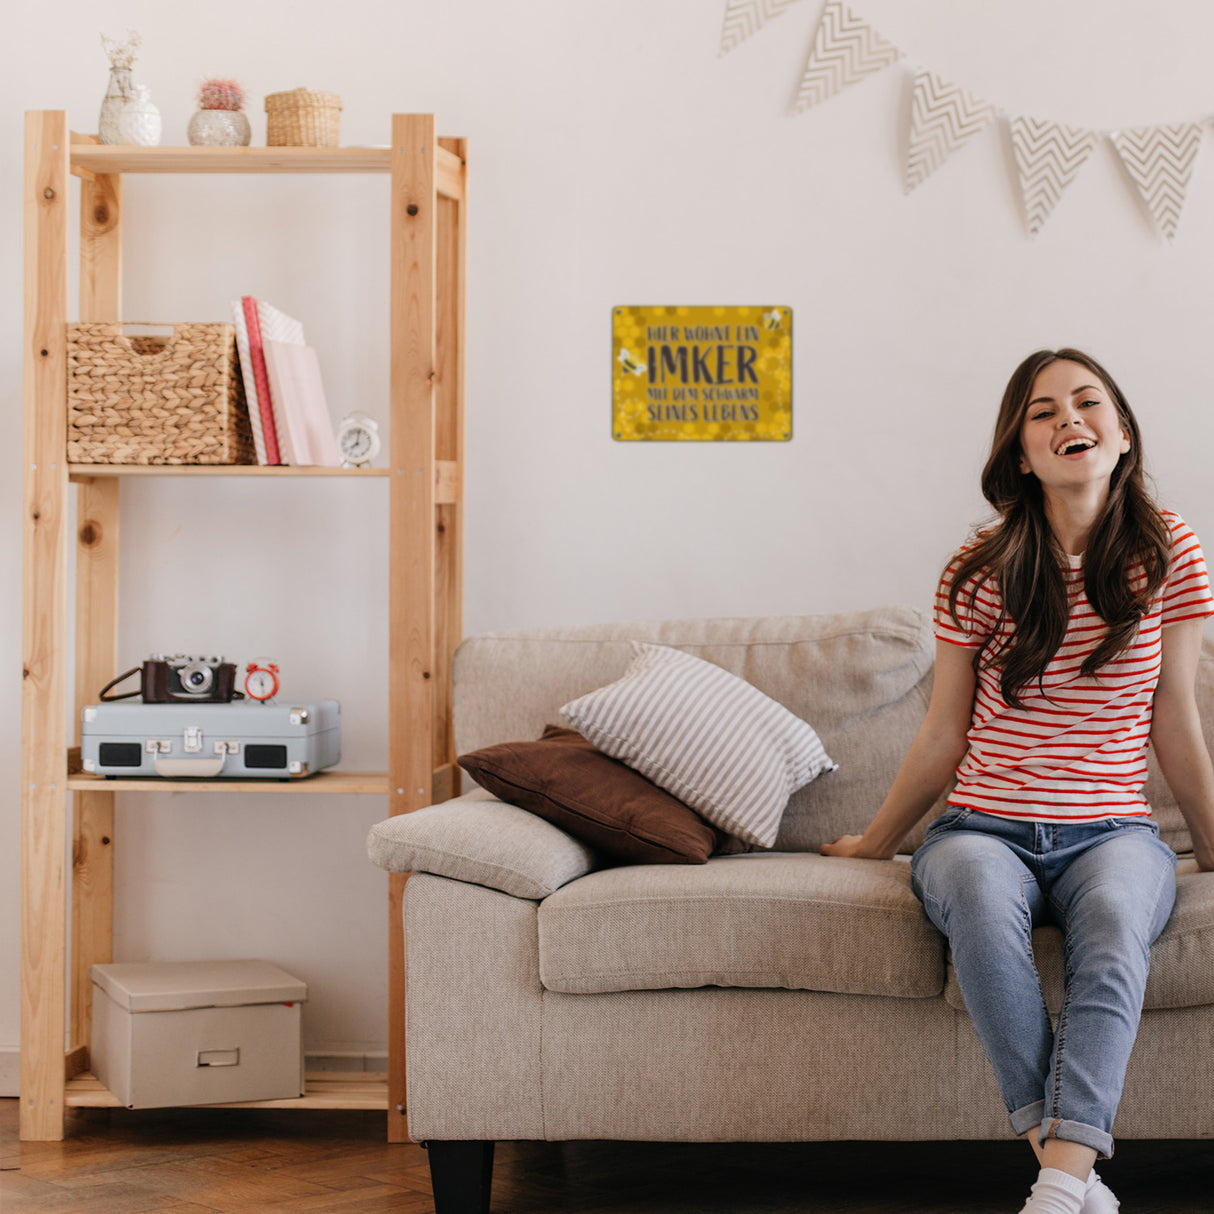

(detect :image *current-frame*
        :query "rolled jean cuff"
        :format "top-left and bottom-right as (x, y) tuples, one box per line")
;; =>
(1010, 1100), (1046, 1138)
(1037, 1117), (1115, 1160)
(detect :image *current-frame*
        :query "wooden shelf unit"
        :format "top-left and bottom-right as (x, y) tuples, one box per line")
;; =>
(21, 112), (467, 1142)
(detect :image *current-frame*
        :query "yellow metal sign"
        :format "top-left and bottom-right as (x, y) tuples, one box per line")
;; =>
(612, 305), (792, 441)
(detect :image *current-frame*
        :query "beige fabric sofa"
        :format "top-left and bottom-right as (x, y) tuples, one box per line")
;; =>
(367, 606), (1214, 1213)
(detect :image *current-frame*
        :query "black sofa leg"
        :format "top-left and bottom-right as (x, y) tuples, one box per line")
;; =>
(426, 1140), (496, 1214)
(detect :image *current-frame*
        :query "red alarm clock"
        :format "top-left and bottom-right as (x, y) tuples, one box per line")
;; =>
(244, 660), (280, 702)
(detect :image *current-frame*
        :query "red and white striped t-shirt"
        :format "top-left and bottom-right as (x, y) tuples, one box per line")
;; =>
(935, 510), (1214, 822)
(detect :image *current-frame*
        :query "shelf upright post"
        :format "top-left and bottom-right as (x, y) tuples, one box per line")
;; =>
(387, 113), (439, 1142)
(433, 136), (467, 802)
(21, 110), (71, 1142)
(70, 137), (124, 1068)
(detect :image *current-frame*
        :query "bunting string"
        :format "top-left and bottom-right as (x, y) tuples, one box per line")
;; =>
(721, 0), (1214, 240)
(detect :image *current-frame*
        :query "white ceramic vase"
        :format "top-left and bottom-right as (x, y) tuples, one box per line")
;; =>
(118, 85), (162, 147)
(187, 109), (252, 147)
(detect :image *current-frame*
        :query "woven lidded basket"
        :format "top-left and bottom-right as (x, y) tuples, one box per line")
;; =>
(264, 88), (342, 147)
(67, 323), (256, 465)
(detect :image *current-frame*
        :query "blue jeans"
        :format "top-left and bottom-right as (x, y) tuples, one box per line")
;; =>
(910, 808), (1177, 1159)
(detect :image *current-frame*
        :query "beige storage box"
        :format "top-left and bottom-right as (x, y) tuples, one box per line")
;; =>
(90, 959), (307, 1109)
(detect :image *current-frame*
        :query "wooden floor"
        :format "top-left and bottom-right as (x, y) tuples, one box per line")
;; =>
(2, 1099), (1212, 1212)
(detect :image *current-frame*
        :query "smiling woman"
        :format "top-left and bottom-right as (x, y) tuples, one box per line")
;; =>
(821, 345), (1214, 1214)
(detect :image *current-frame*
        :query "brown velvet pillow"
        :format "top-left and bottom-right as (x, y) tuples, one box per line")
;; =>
(458, 726), (748, 864)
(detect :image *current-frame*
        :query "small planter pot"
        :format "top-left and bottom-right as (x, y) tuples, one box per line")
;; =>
(188, 109), (251, 147)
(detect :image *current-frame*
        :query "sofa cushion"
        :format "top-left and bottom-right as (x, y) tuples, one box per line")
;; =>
(537, 853), (945, 998)
(561, 643), (836, 848)
(458, 726), (743, 864)
(366, 792), (596, 900)
(943, 860), (1214, 1013)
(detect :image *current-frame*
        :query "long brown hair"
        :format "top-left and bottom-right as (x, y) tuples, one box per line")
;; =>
(948, 348), (1170, 708)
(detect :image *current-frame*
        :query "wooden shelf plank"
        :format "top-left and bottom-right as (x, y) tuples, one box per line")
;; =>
(69, 460), (459, 501)
(67, 770), (390, 794)
(68, 142), (466, 200)
(71, 145), (393, 175)
(65, 1070), (389, 1110)
(69, 464), (388, 480)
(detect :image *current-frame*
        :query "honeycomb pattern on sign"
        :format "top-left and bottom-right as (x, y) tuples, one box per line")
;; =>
(612, 306), (792, 442)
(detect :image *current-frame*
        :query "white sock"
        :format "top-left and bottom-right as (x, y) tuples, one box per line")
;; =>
(1083, 1169), (1120, 1212)
(1018, 1166), (1087, 1214)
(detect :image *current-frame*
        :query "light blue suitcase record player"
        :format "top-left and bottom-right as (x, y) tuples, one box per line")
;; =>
(81, 700), (341, 779)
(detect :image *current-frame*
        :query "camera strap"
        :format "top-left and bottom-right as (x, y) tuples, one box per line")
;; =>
(98, 666), (144, 701)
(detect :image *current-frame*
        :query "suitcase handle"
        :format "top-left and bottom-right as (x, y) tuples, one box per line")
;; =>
(153, 757), (226, 778)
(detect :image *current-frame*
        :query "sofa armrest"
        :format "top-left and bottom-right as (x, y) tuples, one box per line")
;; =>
(366, 790), (598, 900)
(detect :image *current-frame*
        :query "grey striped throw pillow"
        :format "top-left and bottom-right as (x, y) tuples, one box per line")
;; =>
(560, 643), (836, 848)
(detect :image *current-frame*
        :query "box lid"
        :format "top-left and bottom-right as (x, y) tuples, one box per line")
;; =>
(90, 959), (307, 1013)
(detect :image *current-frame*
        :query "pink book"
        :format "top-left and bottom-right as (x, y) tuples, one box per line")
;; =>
(241, 296), (281, 465)
(263, 341), (341, 467)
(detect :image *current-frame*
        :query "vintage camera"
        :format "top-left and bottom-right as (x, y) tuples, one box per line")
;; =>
(142, 654), (239, 703)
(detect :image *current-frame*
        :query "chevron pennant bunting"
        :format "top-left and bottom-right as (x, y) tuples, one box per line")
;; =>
(905, 70), (998, 193)
(793, 0), (902, 112)
(1109, 123), (1203, 241)
(1010, 117), (1098, 236)
(719, 0), (803, 56)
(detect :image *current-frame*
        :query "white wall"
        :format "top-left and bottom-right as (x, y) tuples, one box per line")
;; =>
(4, 0), (1214, 1081)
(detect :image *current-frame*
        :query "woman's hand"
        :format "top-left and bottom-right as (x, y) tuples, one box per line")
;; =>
(820, 834), (879, 859)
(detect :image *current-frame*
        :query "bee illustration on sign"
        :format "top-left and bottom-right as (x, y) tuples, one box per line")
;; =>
(617, 348), (648, 376)
(612, 306), (792, 441)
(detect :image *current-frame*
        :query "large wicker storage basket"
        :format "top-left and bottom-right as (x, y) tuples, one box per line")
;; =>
(67, 323), (256, 465)
(265, 88), (342, 147)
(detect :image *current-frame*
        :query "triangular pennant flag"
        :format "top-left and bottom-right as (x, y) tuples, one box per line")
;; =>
(1009, 117), (1098, 236)
(905, 70), (998, 193)
(793, 0), (902, 112)
(1109, 123), (1202, 241)
(719, 0), (803, 56)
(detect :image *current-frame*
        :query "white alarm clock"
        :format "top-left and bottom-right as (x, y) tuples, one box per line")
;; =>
(337, 413), (381, 467)
(244, 660), (280, 702)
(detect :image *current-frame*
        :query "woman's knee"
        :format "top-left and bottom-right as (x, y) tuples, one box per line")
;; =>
(914, 834), (1036, 923)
